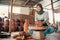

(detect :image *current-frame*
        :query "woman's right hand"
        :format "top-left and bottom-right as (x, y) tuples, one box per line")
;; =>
(35, 20), (43, 27)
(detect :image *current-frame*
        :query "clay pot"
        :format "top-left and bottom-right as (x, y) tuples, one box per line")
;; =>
(10, 19), (16, 32)
(35, 20), (43, 27)
(4, 20), (9, 32)
(18, 26), (23, 31)
(24, 19), (29, 33)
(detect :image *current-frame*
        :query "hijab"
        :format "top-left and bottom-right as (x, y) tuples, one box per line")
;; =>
(37, 4), (45, 15)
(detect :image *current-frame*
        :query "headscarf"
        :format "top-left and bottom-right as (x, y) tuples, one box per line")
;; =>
(37, 4), (44, 15)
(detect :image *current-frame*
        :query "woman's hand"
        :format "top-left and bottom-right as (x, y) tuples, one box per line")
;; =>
(35, 20), (43, 27)
(51, 24), (57, 28)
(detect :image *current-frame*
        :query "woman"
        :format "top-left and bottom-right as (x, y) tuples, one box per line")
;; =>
(28, 4), (56, 36)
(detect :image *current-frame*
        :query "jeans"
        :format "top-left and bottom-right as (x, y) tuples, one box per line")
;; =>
(44, 26), (55, 36)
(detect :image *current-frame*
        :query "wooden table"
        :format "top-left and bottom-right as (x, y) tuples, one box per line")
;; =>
(29, 27), (47, 40)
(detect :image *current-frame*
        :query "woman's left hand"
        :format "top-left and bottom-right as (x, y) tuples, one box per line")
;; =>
(51, 24), (57, 28)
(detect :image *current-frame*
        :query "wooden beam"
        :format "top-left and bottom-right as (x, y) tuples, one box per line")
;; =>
(51, 0), (55, 24)
(9, 0), (13, 33)
(24, 0), (30, 5)
(45, 0), (59, 7)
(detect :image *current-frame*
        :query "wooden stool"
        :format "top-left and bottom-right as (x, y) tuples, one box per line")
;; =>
(40, 31), (45, 40)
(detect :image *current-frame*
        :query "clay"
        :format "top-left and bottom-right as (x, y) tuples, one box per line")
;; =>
(3, 20), (9, 32)
(10, 19), (16, 32)
(24, 19), (29, 33)
(35, 20), (43, 27)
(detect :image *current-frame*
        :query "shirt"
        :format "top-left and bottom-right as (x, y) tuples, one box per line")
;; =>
(35, 11), (49, 23)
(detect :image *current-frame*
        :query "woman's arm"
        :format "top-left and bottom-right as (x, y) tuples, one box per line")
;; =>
(35, 12), (38, 22)
(43, 12), (48, 22)
(29, 26), (48, 31)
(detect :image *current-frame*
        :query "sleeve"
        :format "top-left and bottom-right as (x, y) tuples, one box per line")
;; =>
(35, 12), (38, 21)
(43, 12), (49, 24)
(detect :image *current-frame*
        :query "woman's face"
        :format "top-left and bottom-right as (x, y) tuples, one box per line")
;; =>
(36, 6), (41, 12)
